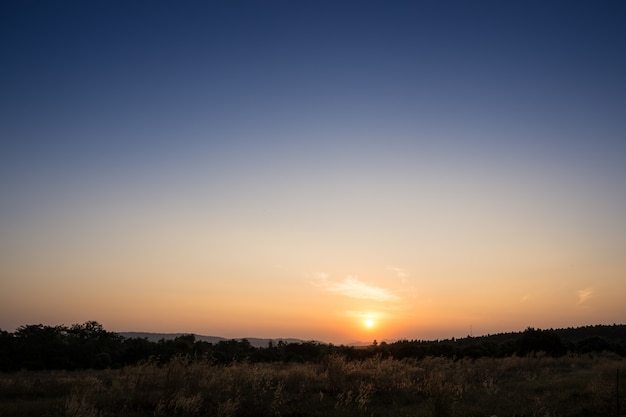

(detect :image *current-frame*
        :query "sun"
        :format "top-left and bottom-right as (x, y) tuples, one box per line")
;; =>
(364, 319), (374, 328)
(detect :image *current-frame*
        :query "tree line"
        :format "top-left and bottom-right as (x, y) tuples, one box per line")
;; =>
(1, 321), (624, 372)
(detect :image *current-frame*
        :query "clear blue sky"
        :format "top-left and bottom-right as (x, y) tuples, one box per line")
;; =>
(1, 1), (625, 342)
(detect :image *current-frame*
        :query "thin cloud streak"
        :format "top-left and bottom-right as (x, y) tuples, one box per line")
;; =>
(578, 288), (593, 304)
(313, 274), (401, 302)
(387, 266), (408, 283)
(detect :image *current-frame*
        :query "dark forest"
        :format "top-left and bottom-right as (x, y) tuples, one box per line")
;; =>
(2, 322), (624, 371)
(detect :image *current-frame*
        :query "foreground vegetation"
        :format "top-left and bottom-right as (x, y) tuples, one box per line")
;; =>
(1, 353), (624, 417)
(1, 323), (625, 416)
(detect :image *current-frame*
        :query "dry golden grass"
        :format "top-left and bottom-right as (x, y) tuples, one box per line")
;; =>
(0, 353), (624, 417)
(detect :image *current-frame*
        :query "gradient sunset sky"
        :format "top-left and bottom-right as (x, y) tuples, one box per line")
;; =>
(1, 1), (625, 344)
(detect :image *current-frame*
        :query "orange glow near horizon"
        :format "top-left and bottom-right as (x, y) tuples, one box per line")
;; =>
(1, 244), (625, 344)
(2, 248), (626, 344)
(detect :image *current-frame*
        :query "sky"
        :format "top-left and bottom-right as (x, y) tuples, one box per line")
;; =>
(1, 1), (625, 344)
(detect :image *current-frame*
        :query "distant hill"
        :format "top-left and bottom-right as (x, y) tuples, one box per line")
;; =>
(118, 332), (226, 344)
(241, 337), (307, 348)
(118, 324), (626, 349)
(450, 324), (626, 345)
(118, 332), (307, 348)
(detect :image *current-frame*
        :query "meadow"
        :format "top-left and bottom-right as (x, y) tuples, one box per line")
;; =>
(0, 352), (623, 417)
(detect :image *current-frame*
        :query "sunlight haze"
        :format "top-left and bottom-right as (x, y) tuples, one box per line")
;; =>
(1, 1), (625, 344)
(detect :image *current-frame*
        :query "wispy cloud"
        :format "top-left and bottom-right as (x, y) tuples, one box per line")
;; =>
(313, 271), (329, 280)
(578, 288), (593, 304)
(387, 266), (408, 283)
(312, 274), (401, 302)
(345, 310), (394, 320)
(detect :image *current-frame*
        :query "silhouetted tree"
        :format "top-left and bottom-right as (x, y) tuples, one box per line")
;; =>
(577, 336), (611, 354)
(518, 328), (566, 357)
(120, 337), (156, 365)
(0, 330), (15, 371)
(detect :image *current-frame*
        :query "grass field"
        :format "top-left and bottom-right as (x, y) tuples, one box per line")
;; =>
(0, 353), (624, 417)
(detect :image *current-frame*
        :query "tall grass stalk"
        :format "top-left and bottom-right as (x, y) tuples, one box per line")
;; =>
(0, 354), (624, 417)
